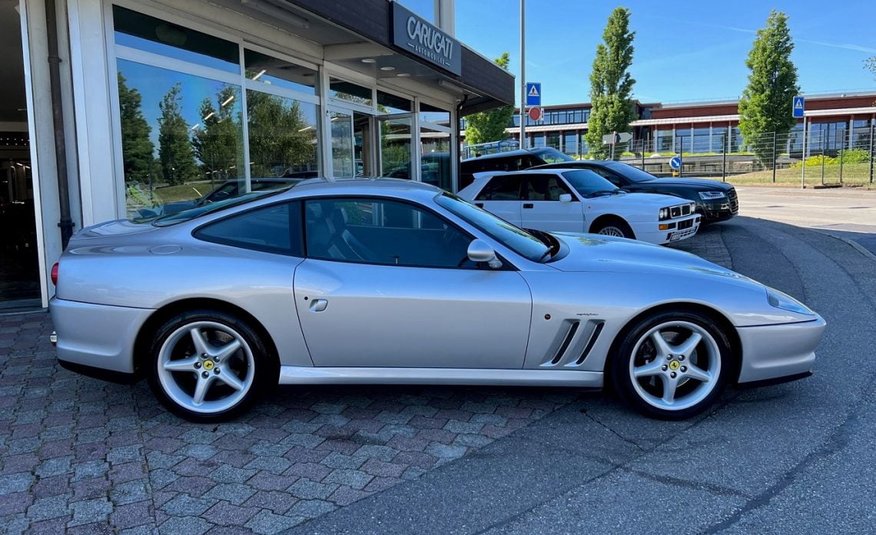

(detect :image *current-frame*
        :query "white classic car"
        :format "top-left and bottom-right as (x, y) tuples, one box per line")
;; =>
(458, 168), (701, 244)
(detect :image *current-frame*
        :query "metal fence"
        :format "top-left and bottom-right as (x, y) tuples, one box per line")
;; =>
(618, 127), (875, 186)
(464, 125), (876, 187)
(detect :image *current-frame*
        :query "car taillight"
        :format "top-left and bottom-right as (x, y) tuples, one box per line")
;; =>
(51, 262), (59, 286)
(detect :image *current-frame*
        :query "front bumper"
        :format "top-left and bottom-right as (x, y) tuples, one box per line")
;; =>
(698, 196), (738, 222)
(50, 297), (154, 375)
(736, 316), (826, 383)
(640, 214), (701, 245)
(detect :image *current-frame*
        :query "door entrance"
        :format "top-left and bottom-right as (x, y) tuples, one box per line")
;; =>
(0, 2), (40, 308)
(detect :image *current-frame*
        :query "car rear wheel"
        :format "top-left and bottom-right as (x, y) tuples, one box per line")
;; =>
(146, 310), (275, 422)
(593, 220), (634, 239)
(610, 310), (732, 419)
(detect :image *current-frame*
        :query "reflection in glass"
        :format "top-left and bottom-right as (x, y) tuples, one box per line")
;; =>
(330, 111), (354, 177)
(377, 91), (411, 114)
(420, 127), (451, 190)
(420, 103), (450, 128)
(380, 116), (412, 179)
(247, 91), (318, 178)
(116, 59), (243, 220)
(329, 78), (372, 107)
(244, 49), (317, 95)
(354, 113), (374, 177)
(113, 6), (239, 73)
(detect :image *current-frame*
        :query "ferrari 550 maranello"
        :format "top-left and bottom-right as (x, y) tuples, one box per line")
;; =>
(50, 178), (825, 421)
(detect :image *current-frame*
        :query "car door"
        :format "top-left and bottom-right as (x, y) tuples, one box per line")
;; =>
(472, 174), (524, 226)
(519, 173), (584, 232)
(294, 197), (532, 369)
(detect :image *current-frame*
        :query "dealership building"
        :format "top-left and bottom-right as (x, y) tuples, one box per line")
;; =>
(500, 92), (876, 156)
(2, 0), (513, 309)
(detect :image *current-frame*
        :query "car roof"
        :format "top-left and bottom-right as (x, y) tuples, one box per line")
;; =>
(290, 177), (440, 198)
(462, 149), (536, 162)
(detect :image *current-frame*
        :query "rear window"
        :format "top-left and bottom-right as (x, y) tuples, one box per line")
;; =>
(476, 175), (523, 200)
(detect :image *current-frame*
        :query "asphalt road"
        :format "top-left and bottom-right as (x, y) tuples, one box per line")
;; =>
(736, 186), (876, 258)
(292, 217), (876, 534)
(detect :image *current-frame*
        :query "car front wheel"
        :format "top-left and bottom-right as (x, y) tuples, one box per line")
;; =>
(592, 220), (635, 239)
(146, 310), (276, 422)
(610, 310), (732, 419)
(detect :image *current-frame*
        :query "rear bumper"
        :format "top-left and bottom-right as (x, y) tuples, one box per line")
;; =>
(50, 297), (153, 375)
(737, 316), (826, 383)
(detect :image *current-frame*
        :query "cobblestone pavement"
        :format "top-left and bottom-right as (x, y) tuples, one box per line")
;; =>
(0, 226), (731, 534)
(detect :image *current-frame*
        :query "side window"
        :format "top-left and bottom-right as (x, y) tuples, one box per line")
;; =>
(194, 201), (302, 256)
(304, 198), (473, 268)
(475, 176), (523, 201)
(523, 174), (574, 201)
(588, 167), (622, 187)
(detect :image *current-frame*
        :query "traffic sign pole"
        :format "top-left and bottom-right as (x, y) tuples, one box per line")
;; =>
(519, 0), (526, 149)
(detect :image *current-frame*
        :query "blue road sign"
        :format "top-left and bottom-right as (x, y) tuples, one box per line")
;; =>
(526, 83), (541, 107)
(669, 155), (682, 170)
(792, 96), (805, 119)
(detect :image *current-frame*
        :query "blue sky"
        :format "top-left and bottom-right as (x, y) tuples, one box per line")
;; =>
(405, 0), (876, 106)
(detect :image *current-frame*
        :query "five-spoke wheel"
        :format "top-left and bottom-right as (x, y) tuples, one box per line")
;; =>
(611, 310), (732, 419)
(147, 310), (276, 421)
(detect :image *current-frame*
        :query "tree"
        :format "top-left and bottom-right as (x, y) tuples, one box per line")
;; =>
(463, 52), (515, 146)
(117, 73), (155, 184)
(158, 84), (199, 185)
(738, 11), (799, 163)
(246, 92), (316, 176)
(192, 87), (241, 182)
(584, 7), (636, 160)
(866, 56), (876, 78)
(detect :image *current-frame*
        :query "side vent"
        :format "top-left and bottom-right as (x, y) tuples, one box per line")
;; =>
(575, 321), (605, 365)
(550, 320), (580, 365)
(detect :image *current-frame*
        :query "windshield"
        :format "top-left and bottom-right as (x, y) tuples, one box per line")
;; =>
(435, 193), (549, 262)
(148, 187), (291, 227)
(605, 161), (657, 183)
(561, 170), (621, 198)
(528, 147), (574, 164)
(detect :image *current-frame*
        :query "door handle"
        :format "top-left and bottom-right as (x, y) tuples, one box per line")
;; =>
(523, 203), (534, 209)
(309, 299), (328, 312)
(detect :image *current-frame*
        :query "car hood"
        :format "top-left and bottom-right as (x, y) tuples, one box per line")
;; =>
(605, 192), (691, 208)
(642, 177), (734, 191)
(549, 231), (746, 281)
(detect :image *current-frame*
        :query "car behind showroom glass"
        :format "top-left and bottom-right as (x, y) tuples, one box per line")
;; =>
(435, 194), (548, 262)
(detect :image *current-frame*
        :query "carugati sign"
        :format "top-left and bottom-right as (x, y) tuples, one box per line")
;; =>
(392, 3), (462, 76)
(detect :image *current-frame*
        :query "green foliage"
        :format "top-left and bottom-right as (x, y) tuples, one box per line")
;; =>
(866, 56), (876, 78)
(463, 52), (515, 145)
(158, 84), (199, 185)
(192, 87), (241, 180)
(117, 73), (156, 184)
(247, 92), (316, 176)
(584, 7), (636, 160)
(793, 149), (871, 168)
(738, 11), (799, 164)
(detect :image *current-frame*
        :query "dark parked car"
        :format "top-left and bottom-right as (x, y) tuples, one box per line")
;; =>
(158, 177), (302, 217)
(533, 160), (738, 224)
(459, 147), (570, 189)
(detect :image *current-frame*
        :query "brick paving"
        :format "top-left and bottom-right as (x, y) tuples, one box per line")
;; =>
(0, 226), (731, 534)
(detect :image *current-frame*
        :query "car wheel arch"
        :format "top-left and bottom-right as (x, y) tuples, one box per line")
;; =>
(133, 297), (281, 379)
(604, 302), (742, 386)
(589, 215), (635, 239)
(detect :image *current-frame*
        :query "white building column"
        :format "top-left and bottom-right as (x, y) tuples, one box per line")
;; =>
(434, 0), (455, 36)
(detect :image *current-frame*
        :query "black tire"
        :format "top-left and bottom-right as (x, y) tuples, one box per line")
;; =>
(592, 219), (635, 239)
(609, 310), (732, 420)
(146, 309), (277, 422)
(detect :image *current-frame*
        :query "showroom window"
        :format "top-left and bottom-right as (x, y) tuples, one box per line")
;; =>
(420, 103), (452, 191)
(111, 5), (320, 219)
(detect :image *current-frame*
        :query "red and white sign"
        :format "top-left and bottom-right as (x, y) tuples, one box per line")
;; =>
(527, 106), (543, 121)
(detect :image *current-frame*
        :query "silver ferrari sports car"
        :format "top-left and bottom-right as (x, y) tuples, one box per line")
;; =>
(50, 178), (825, 421)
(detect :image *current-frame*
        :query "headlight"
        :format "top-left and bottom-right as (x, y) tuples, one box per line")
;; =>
(698, 191), (726, 200)
(767, 289), (815, 315)
(659, 207), (670, 221)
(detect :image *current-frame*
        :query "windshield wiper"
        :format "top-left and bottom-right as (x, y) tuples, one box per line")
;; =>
(526, 228), (559, 262)
(587, 190), (618, 198)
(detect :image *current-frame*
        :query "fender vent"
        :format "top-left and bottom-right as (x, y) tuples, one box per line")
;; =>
(575, 321), (604, 365)
(550, 320), (580, 365)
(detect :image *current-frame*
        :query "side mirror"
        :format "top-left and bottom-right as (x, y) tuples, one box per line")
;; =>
(559, 193), (573, 203)
(467, 239), (503, 269)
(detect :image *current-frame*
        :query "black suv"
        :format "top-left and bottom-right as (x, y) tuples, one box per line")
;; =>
(459, 147), (570, 189)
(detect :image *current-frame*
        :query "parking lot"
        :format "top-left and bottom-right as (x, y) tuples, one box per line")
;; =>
(2, 188), (875, 534)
